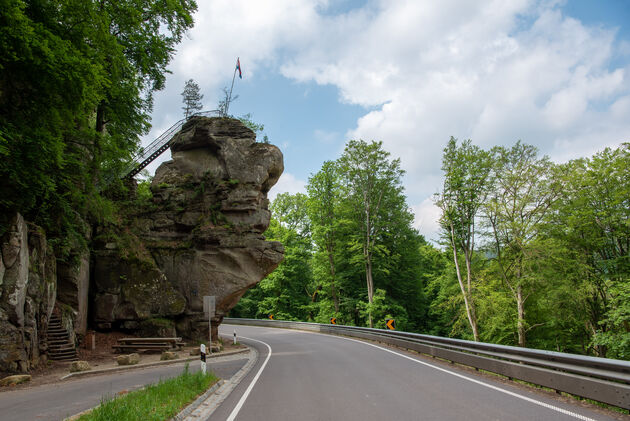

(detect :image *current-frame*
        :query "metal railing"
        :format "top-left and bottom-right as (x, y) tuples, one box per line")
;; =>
(122, 110), (221, 179)
(223, 318), (630, 409)
(99, 110), (221, 189)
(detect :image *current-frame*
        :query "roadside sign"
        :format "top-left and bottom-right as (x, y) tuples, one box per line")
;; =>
(203, 296), (216, 355)
(386, 319), (396, 330)
(330, 317), (337, 324)
(203, 296), (216, 317)
(269, 314), (274, 320)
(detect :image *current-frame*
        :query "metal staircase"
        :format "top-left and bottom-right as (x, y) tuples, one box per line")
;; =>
(101, 110), (221, 188)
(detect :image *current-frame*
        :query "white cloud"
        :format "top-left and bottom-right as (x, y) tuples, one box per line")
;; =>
(411, 198), (442, 243)
(268, 172), (307, 202)
(313, 129), (338, 143)
(144, 0), (630, 241)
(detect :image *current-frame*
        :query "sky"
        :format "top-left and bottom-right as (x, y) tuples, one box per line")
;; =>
(143, 0), (630, 242)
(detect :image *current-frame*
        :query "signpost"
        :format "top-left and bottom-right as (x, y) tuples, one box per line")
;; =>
(269, 314), (274, 320)
(200, 343), (207, 375)
(330, 317), (337, 325)
(203, 296), (216, 354)
(386, 319), (396, 330)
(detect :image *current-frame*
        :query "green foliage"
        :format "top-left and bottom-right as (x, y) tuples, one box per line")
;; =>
(182, 79), (204, 118)
(234, 139), (431, 332)
(0, 0), (196, 249)
(232, 139), (630, 361)
(435, 137), (493, 341)
(592, 281), (630, 359)
(78, 365), (217, 421)
(239, 113), (269, 143)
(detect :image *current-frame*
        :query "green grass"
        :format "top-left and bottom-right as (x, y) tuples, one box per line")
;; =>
(78, 365), (218, 421)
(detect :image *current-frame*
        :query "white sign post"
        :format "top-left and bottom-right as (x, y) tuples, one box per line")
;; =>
(200, 343), (207, 375)
(203, 296), (216, 355)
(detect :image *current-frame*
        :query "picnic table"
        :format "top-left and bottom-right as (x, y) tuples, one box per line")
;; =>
(113, 337), (187, 353)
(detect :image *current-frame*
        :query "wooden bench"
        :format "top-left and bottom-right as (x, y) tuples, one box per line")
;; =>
(113, 337), (187, 353)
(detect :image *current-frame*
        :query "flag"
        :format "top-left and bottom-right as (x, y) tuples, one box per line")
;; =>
(236, 58), (242, 79)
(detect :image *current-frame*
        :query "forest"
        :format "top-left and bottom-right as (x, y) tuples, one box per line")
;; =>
(1, 1), (628, 361)
(231, 138), (630, 361)
(0, 0), (197, 257)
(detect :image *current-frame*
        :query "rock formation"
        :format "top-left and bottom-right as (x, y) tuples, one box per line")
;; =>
(0, 116), (283, 373)
(0, 214), (56, 372)
(91, 117), (284, 340)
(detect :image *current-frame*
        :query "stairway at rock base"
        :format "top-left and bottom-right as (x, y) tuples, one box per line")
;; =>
(47, 314), (78, 362)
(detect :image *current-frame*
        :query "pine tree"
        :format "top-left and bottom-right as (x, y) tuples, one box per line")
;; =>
(181, 79), (204, 118)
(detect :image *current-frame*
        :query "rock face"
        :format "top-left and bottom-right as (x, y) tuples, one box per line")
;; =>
(0, 214), (57, 372)
(92, 117), (284, 340)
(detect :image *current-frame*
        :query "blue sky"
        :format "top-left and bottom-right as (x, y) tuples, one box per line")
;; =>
(144, 0), (630, 242)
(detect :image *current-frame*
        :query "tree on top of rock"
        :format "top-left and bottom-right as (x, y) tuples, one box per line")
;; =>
(182, 79), (204, 118)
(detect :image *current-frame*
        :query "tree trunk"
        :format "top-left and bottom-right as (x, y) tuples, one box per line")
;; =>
(366, 255), (374, 328)
(327, 250), (339, 313)
(451, 225), (479, 341)
(517, 285), (526, 347)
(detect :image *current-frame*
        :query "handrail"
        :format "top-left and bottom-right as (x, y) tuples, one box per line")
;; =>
(99, 110), (221, 189)
(122, 110), (221, 179)
(223, 317), (630, 409)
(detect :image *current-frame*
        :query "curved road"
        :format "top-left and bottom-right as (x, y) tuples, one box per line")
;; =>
(210, 324), (622, 421)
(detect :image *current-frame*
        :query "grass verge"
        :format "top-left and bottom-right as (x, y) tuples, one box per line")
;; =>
(78, 364), (218, 421)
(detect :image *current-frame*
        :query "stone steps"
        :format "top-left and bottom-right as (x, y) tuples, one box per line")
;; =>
(47, 314), (78, 362)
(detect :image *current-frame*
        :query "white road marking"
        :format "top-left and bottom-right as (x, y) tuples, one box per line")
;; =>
(225, 336), (272, 421)
(337, 335), (601, 421)
(222, 325), (605, 420)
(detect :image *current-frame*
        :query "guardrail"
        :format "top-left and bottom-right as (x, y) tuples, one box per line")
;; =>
(223, 318), (630, 409)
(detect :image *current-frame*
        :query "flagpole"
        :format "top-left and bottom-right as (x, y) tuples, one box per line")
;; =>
(226, 57), (239, 116)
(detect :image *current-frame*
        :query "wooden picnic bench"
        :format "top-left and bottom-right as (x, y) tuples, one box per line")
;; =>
(113, 337), (187, 353)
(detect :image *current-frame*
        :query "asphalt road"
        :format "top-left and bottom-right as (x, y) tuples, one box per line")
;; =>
(210, 324), (622, 421)
(0, 356), (247, 420)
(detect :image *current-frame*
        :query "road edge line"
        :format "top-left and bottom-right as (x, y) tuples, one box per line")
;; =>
(225, 336), (273, 421)
(179, 344), (260, 420)
(337, 335), (600, 421)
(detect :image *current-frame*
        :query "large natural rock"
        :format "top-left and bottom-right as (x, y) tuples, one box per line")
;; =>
(57, 252), (90, 336)
(0, 215), (57, 373)
(160, 351), (178, 360)
(70, 360), (91, 372)
(92, 117), (284, 341)
(117, 353), (140, 366)
(2, 213), (29, 328)
(0, 374), (31, 386)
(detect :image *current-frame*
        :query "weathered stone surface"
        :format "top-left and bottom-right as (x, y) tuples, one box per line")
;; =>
(117, 353), (140, 365)
(2, 214), (29, 327)
(70, 360), (91, 372)
(91, 117), (284, 341)
(0, 374), (31, 386)
(138, 318), (176, 337)
(91, 253), (186, 325)
(0, 252), (5, 288)
(57, 252), (89, 335)
(160, 351), (177, 360)
(0, 215), (57, 373)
